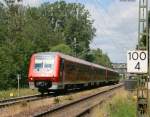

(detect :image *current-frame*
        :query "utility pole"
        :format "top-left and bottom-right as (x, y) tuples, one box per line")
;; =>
(17, 74), (21, 97)
(137, 0), (149, 116)
(74, 37), (77, 57)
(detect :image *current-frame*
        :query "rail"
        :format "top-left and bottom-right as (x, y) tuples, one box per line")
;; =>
(34, 83), (123, 117)
(0, 94), (42, 108)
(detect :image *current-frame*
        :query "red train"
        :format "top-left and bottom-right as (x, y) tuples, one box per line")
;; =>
(28, 52), (119, 93)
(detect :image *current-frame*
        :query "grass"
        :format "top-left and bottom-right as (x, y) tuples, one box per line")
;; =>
(67, 95), (73, 100)
(108, 92), (136, 117)
(54, 97), (61, 104)
(1, 98), (54, 117)
(0, 88), (38, 100)
(95, 89), (137, 117)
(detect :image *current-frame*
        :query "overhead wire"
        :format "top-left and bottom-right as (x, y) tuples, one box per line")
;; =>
(80, 0), (131, 63)
(86, 0), (126, 52)
(97, 0), (134, 49)
(94, 0), (130, 51)
(26, 0), (130, 55)
(82, 0), (116, 48)
(99, 0), (137, 50)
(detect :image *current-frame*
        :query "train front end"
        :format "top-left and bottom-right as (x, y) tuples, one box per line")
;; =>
(28, 52), (61, 93)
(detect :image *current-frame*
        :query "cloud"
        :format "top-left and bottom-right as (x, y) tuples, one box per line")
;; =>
(22, 0), (43, 7)
(85, 0), (139, 63)
(0, 0), (43, 7)
(0, 0), (7, 6)
(19, 0), (140, 63)
(0, 0), (143, 63)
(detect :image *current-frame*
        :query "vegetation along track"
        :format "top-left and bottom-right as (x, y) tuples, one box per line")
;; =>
(33, 83), (123, 117)
(0, 94), (44, 108)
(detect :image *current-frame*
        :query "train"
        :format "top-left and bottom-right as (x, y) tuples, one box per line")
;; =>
(28, 52), (119, 94)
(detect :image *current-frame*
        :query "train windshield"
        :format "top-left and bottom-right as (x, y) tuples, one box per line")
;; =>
(34, 56), (54, 73)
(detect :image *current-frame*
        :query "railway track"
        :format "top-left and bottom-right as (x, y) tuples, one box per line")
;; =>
(0, 94), (43, 108)
(33, 83), (123, 117)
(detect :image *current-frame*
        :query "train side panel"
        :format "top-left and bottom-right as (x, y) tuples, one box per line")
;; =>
(60, 58), (107, 88)
(107, 70), (119, 84)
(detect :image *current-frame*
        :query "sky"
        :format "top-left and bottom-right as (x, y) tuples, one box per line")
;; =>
(1, 0), (147, 63)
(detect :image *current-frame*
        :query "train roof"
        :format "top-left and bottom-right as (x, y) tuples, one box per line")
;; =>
(34, 52), (118, 73)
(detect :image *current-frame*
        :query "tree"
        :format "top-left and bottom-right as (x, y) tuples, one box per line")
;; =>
(139, 11), (150, 49)
(40, 1), (96, 56)
(0, 1), (112, 90)
(89, 49), (112, 67)
(50, 44), (72, 54)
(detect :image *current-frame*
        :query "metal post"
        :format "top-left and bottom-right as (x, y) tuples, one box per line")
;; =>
(17, 74), (20, 97)
(137, 0), (149, 116)
(74, 37), (77, 57)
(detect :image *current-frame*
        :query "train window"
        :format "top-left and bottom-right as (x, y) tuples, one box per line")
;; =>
(44, 64), (52, 68)
(34, 59), (43, 71)
(34, 56), (54, 72)
(44, 59), (54, 69)
(35, 63), (43, 68)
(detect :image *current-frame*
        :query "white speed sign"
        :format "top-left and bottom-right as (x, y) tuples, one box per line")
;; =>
(127, 50), (148, 73)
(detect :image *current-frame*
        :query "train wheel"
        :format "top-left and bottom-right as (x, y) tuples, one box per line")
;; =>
(38, 88), (45, 95)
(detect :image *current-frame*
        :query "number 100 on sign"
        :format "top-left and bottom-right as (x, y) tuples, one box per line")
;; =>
(127, 50), (148, 73)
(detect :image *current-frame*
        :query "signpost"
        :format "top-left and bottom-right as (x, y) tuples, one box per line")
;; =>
(127, 50), (149, 116)
(126, 0), (149, 116)
(17, 74), (21, 97)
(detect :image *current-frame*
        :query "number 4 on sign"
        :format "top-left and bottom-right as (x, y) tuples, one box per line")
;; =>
(135, 62), (140, 70)
(127, 50), (148, 73)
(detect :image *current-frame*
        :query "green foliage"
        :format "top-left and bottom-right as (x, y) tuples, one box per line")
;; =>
(139, 11), (150, 49)
(54, 97), (61, 104)
(0, 1), (111, 90)
(85, 49), (112, 67)
(108, 96), (136, 117)
(139, 30), (147, 49)
(0, 88), (38, 100)
(50, 44), (72, 54)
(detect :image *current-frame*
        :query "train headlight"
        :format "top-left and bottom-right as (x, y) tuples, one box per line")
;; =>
(30, 77), (33, 81)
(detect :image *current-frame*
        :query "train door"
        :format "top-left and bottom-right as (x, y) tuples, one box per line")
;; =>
(105, 69), (108, 81)
(60, 59), (65, 88)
